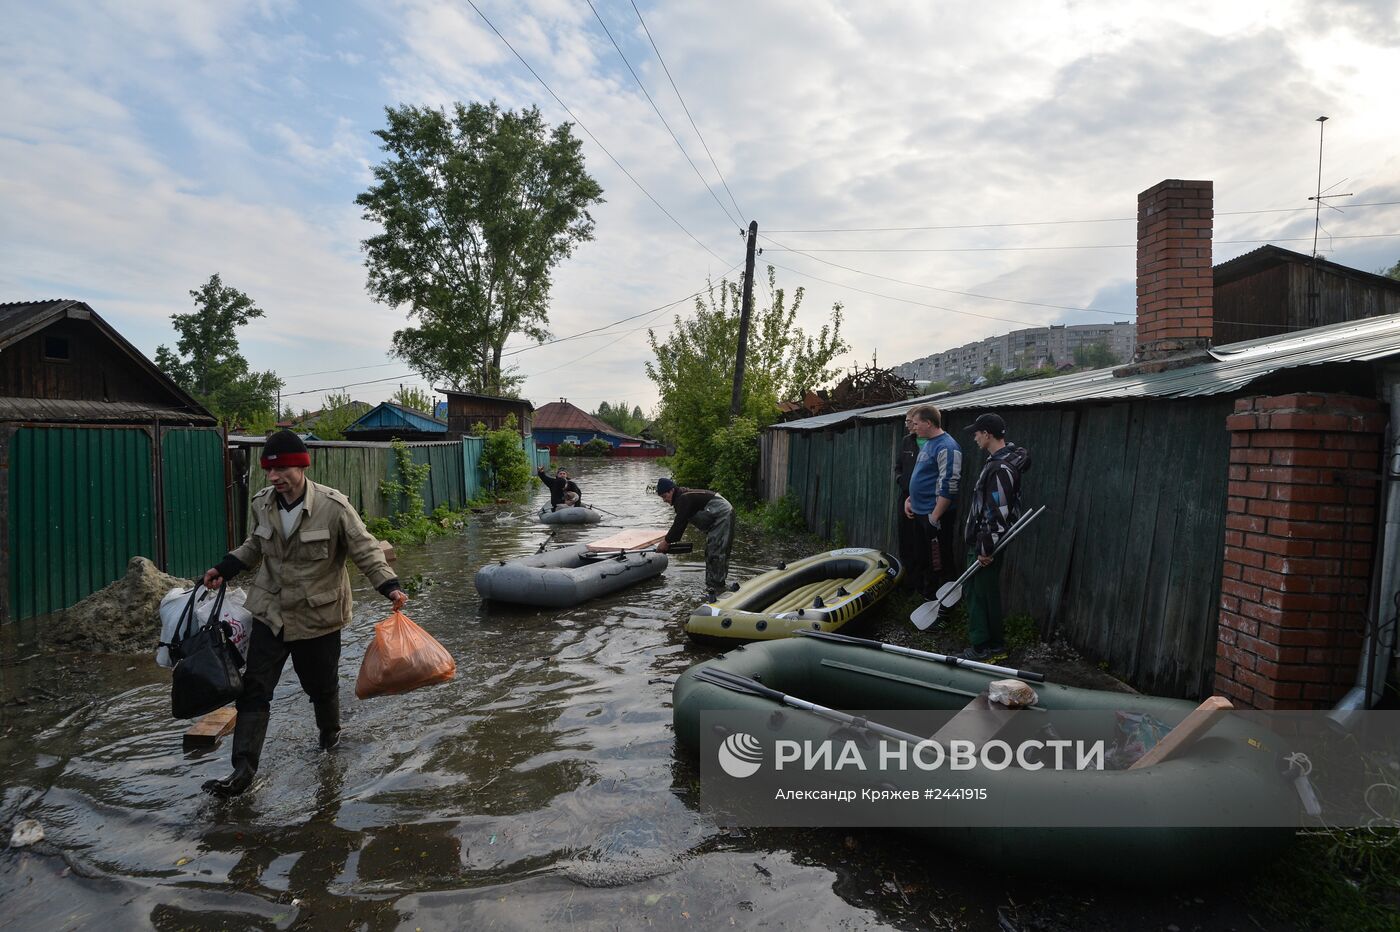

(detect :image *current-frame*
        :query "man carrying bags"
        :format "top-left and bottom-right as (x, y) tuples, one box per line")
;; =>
(200, 430), (408, 797)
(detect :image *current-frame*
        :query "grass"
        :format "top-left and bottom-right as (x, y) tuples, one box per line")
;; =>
(1251, 827), (1400, 930)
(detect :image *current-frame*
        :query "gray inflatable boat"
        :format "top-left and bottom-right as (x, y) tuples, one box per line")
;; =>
(475, 543), (668, 607)
(538, 505), (602, 525)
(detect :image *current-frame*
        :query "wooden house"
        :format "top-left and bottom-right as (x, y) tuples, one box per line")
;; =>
(439, 390), (534, 437)
(0, 300), (227, 621)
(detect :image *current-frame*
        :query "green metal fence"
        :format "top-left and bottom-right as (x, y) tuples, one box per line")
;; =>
(160, 428), (229, 579)
(244, 441), (466, 520)
(5, 426), (156, 619)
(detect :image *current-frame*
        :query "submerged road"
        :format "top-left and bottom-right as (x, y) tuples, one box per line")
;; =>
(0, 458), (969, 930)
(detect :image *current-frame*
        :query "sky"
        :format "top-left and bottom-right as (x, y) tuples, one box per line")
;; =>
(4, 0), (1400, 416)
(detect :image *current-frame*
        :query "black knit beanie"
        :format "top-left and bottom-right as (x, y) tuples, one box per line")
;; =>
(261, 430), (310, 469)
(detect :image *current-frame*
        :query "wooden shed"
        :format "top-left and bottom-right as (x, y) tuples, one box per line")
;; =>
(0, 300), (227, 621)
(439, 390), (534, 437)
(1213, 245), (1400, 346)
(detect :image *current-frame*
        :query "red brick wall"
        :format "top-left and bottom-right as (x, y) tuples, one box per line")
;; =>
(1217, 393), (1386, 708)
(1136, 179), (1213, 359)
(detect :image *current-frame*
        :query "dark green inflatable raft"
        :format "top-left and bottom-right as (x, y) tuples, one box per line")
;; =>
(672, 632), (1300, 878)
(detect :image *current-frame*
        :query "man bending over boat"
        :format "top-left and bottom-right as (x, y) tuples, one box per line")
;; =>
(538, 466), (582, 510)
(655, 478), (734, 599)
(962, 413), (1031, 662)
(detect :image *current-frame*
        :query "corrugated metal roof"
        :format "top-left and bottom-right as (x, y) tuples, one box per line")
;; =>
(769, 313), (1400, 432)
(0, 398), (209, 423)
(345, 401), (448, 434)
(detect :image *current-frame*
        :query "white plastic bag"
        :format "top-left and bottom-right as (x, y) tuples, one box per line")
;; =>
(156, 585), (253, 668)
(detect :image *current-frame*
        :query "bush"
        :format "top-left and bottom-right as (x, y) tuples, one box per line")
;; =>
(582, 438), (612, 456)
(710, 416), (760, 507)
(746, 494), (806, 534)
(557, 441), (580, 456)
(481, 414), (532, 494)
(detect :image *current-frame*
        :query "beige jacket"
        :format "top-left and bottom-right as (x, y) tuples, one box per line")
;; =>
(230, 480), (396, 641)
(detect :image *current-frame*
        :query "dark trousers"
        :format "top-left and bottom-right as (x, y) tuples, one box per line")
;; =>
(895, 504), (930, 593)
(917, 515), (959, 590)
(234, 621), (341, 771)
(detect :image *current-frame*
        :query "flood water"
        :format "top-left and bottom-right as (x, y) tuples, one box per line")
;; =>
(0, 459), (1134, 930)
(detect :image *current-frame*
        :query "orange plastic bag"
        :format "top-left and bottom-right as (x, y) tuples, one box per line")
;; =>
(355, 611), (456, 699)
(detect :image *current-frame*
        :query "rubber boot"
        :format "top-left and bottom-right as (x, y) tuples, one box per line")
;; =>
(202, 706), (269, 797)
(314, 695), (341, 751)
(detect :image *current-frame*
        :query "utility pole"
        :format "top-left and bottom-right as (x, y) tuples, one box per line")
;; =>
(731, 220), (758, 418)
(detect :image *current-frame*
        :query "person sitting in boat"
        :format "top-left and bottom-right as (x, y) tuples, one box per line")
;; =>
(538, 466), (582, 511)
(655, 477), (734, 599)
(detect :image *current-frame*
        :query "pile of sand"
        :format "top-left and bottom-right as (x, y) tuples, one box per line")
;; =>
(46, 556), (192, 654)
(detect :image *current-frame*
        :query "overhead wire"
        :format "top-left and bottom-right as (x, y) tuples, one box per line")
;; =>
(628, 0), (746, 225)
(463, 0), (730, 266)
(763, 200), (1400, 233)
(759, 233), (1128, 317)
(585, 0), (741, 232)
(758, 232), (1400, 253)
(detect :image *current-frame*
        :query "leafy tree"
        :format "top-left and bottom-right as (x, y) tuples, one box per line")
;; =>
(390, 385), (436, 415)
(155, 274), (282, 428)
(357, 101), (604, 395)
(1073, 341), (1118, 369)
(646, 267), (848, 488)
(592, 400), (647, 436)
(481, 413), (531, 493)
(1381, 258), (1400, 281)
(983, 364), (1006, 386)
(309, 391), (361, 441)
(711, 417), (760, 507)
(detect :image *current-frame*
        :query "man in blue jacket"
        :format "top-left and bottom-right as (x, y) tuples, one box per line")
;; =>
(903, 404), (961, 599)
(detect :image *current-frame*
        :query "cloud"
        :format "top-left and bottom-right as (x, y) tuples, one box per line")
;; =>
(5, 0), (1400, 412)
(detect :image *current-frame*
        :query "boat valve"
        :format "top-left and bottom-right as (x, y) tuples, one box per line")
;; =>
(1283, 751), (1323, 817)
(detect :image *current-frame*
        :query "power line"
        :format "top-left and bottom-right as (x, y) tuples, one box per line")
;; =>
(759, 234), (1127, 317)
(501, 261), (742, 356)
(763, 201), (1400, 234)
(585, 0), (741, 232)
(282, 361), (403, 380)
(463, 0), (729, 266)
(759, 232), (1400, 253)
(762, 258), (1046, 327)
(629, 0), (746, 225)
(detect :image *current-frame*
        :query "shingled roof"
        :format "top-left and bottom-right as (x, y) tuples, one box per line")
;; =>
(533, 399), (640, 440)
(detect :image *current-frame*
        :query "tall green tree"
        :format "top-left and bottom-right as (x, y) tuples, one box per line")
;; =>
(1072, 341), (1117, 369)
(155, 274), (282, 428)
(356, 101), (604, 395)
(646, 267), (848, 488)
(1381, 258), (1400, 281)
(390, 385), (436, 415)
(307, 391), (362, 441)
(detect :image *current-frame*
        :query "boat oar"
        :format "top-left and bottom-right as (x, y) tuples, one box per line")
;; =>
(586, 504), (621, 518)
(583, 542), (692, 560)
(796, 629), (1046, 682)
(692, 666), (926, 746)
(910, 505), (1046, 631)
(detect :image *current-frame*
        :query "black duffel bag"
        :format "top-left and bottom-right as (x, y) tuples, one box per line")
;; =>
(169, 584), (244, 720)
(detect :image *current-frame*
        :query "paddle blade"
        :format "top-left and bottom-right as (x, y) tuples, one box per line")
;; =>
(935, 580), (962, 607)
(909, 599), (943, 630)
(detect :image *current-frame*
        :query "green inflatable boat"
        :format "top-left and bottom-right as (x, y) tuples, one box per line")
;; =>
(673, 631), (1300, 878)
(686, 547), (901, 643)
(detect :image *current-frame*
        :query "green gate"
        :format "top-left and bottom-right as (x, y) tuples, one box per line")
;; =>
(7, 426), (156, 619)
(160, 428), (228, 579)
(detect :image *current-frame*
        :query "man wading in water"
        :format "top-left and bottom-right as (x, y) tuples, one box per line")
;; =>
(201, 431), (408, 797)
(654, 477), (735, 600)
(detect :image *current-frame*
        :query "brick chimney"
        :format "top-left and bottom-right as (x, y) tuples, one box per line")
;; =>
(1135, 179), (1213, 361)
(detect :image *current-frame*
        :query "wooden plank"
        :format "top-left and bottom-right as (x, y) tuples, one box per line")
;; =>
(183, 706), (237, 750)
(586, 529), (667, 552)
(931, 691), (1022, 747)
(1128, 696), (1233, 770)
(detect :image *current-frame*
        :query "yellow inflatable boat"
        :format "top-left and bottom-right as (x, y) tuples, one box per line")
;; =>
(686, 547), (902, 643)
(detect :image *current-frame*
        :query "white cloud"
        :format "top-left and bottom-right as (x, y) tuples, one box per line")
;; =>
(4, 0), (1400, 412)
